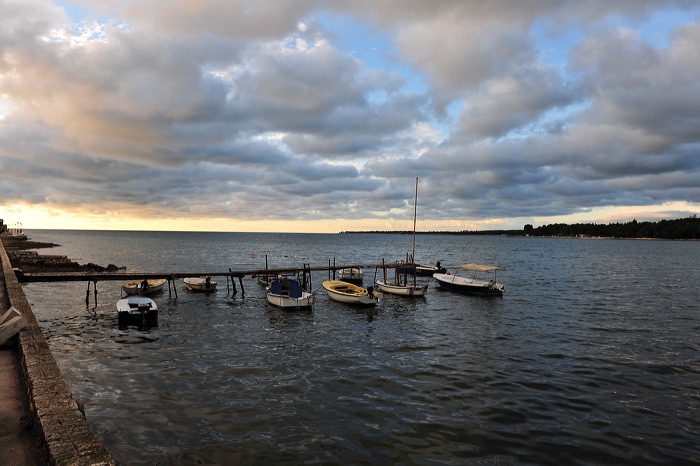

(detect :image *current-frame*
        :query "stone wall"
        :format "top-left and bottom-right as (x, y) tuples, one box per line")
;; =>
(0, 241), (115, 465)
(7, 250), (74, 266)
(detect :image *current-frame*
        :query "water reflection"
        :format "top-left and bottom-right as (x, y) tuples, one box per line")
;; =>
(21, 232), (700, 464)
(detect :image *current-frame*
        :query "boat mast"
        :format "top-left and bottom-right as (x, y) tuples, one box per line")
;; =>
(411, 177), (418, 262)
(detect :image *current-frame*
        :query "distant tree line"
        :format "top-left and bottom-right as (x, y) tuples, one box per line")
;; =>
(341, 229), (520, 236)
(342, 216), (700, 240)
(523, 216), (699, 240)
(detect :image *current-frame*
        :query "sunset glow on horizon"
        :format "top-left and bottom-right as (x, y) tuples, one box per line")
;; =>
(3, 201), (696, 234)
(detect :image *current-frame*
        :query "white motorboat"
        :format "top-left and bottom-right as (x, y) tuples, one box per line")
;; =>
(116, 297), (158, 327)
(433, 264), (505, 296)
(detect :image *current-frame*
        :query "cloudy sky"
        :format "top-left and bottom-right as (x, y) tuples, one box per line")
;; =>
(1, 0), (699, 232)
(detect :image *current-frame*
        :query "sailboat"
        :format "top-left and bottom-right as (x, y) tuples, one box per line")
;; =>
(376, 177), (429, 297)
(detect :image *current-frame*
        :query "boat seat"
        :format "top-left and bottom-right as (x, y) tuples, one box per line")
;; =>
(269, 280), (283, 295)
(270, 279), (305, 298)
(288, 281), (303, 298)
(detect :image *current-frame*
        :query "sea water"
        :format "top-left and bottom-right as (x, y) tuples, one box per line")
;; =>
(21, 230), (700, 464)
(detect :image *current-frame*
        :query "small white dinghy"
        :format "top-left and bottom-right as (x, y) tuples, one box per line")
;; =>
(376, 277), (428, 297)
(338, 268), (364, 285)
(183, 276), (217, 292)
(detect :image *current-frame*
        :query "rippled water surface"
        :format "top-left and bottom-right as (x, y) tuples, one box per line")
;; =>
(22, 230), (700, 464)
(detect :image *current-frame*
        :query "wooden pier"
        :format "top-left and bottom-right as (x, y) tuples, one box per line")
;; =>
(14, 262), (400, 283)
(14, 261), (415, 304)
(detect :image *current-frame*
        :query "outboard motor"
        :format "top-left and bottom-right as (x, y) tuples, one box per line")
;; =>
(366, 285), (374, 298)
(138, 303), (150, 326)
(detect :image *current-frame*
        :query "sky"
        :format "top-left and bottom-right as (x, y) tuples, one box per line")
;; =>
(1, 0), (699, 233)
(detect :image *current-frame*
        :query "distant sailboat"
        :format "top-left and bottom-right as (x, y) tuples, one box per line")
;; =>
(376, 177), (428, 297)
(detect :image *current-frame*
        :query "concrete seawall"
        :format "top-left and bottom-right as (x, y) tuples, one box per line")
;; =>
(0, 240), (114, 465)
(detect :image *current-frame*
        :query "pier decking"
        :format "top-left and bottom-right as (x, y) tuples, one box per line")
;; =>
(16, 262), (406, 303)
(15, 262), (399, 283)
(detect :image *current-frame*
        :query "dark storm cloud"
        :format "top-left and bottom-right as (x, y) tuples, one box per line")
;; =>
(1, 0), (699, 228)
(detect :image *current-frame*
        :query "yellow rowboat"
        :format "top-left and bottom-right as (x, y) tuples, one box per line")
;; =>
(121, 278), (166, 295)
(322, 280), (382, 306)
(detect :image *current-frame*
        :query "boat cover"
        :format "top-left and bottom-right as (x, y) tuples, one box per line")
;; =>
(459, 264), (504, 271)
(269, 279), (304, 298)
(127, 297), (154, 307)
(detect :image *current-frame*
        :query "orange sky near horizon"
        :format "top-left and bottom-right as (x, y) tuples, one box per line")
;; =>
(2, 202), (697, 233)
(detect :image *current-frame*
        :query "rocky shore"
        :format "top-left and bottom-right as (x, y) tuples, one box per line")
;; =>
(0, 236), (121, 273)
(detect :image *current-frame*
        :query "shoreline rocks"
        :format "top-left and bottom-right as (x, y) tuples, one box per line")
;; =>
(1, 236), (122, 273)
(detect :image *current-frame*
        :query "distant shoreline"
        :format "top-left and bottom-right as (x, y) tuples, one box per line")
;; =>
(341, 217), (700, 241)
(339, 231), (699, 241)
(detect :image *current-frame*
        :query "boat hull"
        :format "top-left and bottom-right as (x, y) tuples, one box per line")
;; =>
(116, 297), (159, 328)
(433, 273), (504, 296)
(376, 280), (427, 297)
(322, 280), (382, 306)
(416, 265), (446, 276)
(266, 293), (314, 308)
(397, 264), (446, 276)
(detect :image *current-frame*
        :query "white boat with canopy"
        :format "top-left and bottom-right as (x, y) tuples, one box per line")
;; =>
(433, 264), (505, 296)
